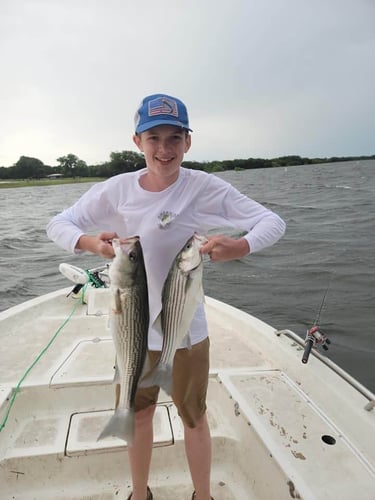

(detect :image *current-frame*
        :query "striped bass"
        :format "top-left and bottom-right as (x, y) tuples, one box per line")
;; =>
(144, 233), (206, 395)
(97, 237), (149, 444)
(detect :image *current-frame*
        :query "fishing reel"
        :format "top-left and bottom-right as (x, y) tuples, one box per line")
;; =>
(302, 325), (331, 364)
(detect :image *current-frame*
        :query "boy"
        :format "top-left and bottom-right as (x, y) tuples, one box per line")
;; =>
(47, 93), (286, 500)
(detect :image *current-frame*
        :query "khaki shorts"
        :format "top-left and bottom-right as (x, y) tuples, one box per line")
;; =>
(134, 337), (210, 428)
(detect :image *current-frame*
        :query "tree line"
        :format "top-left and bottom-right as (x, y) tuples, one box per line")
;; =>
(0, 151), (374, 180)
(0, 152), (145, 180)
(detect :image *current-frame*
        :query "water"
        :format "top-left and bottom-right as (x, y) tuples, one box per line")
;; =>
(1, 160), (374, 392)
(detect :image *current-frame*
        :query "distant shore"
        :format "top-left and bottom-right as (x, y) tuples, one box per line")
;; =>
(1, 155), (374, 189)
(0, 177), (106, 189)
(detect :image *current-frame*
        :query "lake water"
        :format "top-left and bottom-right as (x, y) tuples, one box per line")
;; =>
(0, 160), (374, 391)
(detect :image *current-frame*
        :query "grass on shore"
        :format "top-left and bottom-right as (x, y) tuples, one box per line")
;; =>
(0, 177), (106, 189)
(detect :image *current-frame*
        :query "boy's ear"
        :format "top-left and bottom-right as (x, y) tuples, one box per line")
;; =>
(133, 134), (143, 151)
(184, 133), (192, 153)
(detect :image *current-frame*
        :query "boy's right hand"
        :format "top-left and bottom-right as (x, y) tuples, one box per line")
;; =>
(76, 232), (118, 258)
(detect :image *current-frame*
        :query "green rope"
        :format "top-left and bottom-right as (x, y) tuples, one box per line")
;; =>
(0, 289), (85, 432)
(0, 267), (107, 433)
(85, 270), (104, 288)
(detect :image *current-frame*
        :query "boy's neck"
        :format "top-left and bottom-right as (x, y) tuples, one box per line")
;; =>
(139, 170), (179, 192)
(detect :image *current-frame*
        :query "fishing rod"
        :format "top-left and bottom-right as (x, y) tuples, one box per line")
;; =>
(302, 277), (332, 364)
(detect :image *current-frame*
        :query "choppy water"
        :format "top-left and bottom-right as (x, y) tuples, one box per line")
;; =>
(1, 160), (374, 391)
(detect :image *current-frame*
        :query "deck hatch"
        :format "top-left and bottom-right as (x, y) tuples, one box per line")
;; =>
(218, 369), (375, 491)
(50, 339), (115, 387)
(66, 404), (173, 456)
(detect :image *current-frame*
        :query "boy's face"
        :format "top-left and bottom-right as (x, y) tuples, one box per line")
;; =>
(133, 125), (191, 182)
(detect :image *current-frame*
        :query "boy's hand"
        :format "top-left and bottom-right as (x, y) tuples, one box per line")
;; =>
(200, 235), (250, 262)
(76, 232), (118, 258)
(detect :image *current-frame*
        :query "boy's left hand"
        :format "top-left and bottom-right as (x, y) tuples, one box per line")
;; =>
(200, 235), (250, 262)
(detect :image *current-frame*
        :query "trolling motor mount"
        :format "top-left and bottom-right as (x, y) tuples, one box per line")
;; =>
(59, 263), (109, 296)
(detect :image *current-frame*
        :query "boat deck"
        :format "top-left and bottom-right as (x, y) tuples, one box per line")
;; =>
(0, 288), (374, 499)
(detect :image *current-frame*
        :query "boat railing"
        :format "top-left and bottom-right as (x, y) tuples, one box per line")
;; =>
(275, 329), (375, 411)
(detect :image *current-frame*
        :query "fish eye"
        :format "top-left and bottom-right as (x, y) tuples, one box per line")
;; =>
(185, 242), (192, 250)
(129, 251), (137, 262)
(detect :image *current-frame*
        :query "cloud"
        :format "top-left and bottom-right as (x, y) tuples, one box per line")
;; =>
(1, 0), (374, 166)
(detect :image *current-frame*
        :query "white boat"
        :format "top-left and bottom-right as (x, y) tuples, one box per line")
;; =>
(0, 264), (374, 500)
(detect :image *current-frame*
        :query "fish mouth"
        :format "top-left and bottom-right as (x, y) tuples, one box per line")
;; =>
(112, 236), (140, 256)
(116, 235), (139, 244)
(193, 233), (208, 245)
(112, 236), (140, 248)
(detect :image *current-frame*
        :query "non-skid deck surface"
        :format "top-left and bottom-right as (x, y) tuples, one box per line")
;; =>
(51, 481), (242, 500)
(1, 377), (263, 500)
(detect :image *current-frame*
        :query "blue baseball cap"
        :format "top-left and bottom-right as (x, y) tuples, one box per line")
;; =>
(134, 94), (193, 134)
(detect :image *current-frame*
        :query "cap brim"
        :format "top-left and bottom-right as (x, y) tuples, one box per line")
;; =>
(136, 119), (192, 134)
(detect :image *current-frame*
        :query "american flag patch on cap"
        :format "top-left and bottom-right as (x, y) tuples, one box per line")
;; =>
(148, 97), (178, 117)
(135, 93), (191, 134)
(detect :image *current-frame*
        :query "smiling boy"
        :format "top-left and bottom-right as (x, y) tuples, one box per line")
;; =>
(47, 93), (286, 500)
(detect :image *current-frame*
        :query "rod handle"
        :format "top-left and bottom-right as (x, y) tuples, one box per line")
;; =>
(302, 338), (314, 364)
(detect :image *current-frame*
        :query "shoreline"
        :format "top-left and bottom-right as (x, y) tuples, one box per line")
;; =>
(0, 177), (106, 189)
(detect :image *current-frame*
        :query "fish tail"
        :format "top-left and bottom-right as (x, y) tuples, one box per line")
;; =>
(97, 408), (135, 444)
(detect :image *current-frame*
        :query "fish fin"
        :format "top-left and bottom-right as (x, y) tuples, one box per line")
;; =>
(137, 365), (155, 389)
(138, 363), (173, 396)
(153, 313), (163, 337)
(137, 353), (156, 389)
(179, 274), (204, 336)
(115, 383), (121, 410)
(111, 288), (122, 314)
(113, 359), (121, 409)
(139, 352), (151, 381)
(113, 358), (120, 383)
(97, 408), (135, 445)
(197, 280), (204, 303)
(137, 375), (152, 389)
(184, 332), (192, 350)
(154, 364), (173, 395)
(137, 376), (150, 389)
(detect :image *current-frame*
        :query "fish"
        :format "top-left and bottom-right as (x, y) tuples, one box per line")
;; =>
(143, 233), (206, 395)
(97, 236), (149, 444)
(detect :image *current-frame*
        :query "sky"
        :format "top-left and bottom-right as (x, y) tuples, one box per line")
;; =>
(1, 0), (374, 167)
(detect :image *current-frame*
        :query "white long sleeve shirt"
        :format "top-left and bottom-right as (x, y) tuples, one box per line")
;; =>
(47, 167), (285, 349)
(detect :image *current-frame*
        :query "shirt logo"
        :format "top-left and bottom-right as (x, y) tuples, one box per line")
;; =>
(149, 97), (178, 117)
(158, 211), (176, 229)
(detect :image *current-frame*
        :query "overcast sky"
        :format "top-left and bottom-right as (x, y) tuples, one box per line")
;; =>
(1, 0), (374, 167)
